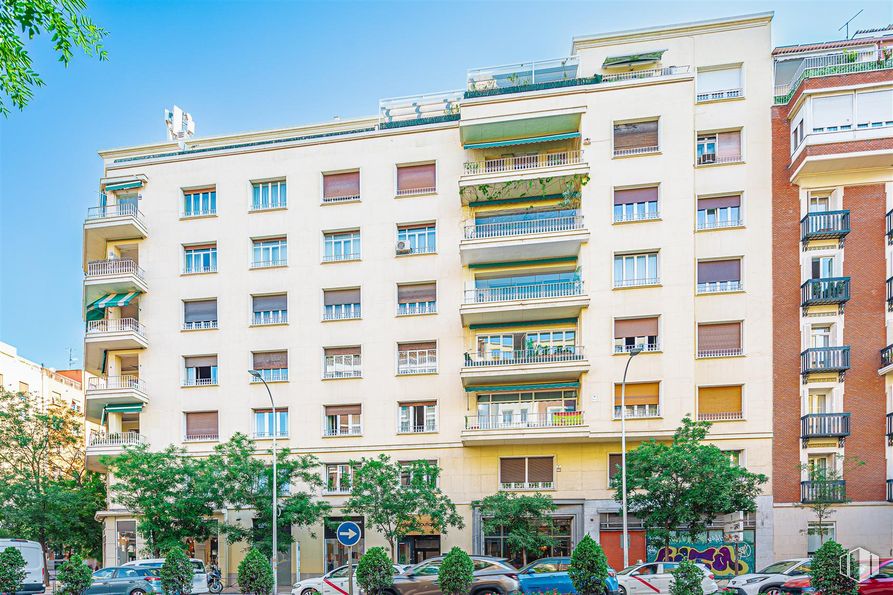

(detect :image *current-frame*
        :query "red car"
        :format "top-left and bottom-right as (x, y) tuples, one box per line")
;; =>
(779, 559), (893, 595)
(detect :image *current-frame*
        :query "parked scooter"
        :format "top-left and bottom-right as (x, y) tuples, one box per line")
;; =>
(208, 564), (223, 594)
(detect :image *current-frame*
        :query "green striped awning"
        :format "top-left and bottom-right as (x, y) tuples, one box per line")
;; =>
(86, 291), (140, 321)
(101, 403), (143, 425)
(603, 50), (666, 68)
(463, 132), (580, 150)
(104, 180), (144, 191)
(465, 382), (580, 393)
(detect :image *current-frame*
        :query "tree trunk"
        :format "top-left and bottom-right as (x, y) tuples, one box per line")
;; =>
(522, 549), (527, 566)
(391, 538), (398, 563)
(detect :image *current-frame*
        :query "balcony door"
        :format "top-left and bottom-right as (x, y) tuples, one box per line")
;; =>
(811, 256), (834, 280)
(807, 392), (830, 414)
(810, 325), (832, 348)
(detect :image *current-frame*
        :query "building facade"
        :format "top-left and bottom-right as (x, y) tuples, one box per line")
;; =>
(771, 34), (893, 557)
(84, 13), (776, 581)
(0, 340), (85, 414)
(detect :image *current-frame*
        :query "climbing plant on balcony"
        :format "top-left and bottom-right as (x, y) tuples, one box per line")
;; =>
(459, 173), (589, 207)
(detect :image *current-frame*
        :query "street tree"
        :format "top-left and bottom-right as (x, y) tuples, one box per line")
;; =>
(475, 491), (556, 566)
(809, 540), (858, 595)
(568, 535), (609, 595)
(669, 559), (704, 595)
(356, 547), (393, 595)
(57, 553), (93, 595)
(343, 455), (464, 562)
(161, 547), (194, 595)
(0, 547), (26, 594)
(799, 458), (863, 548)
(438, 547), (474, 595)
(610, 415), (767, 555)
(237, 548), (274, 595)
(0, 0), (108, 116)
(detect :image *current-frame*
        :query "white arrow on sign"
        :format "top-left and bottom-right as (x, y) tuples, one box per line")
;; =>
(339, 527), (357, 540)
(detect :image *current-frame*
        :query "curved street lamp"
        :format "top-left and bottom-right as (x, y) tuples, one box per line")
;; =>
(249, 370), (278, 594)
(620, 346), (643, 569)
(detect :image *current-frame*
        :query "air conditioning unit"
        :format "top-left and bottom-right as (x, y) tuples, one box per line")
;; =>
(396, 240), (412, 254)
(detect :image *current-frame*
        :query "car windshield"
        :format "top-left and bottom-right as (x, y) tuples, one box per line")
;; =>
(758, 561), (798, 574)
(191, 561), (206, 573)
(617, 565), (641, 575)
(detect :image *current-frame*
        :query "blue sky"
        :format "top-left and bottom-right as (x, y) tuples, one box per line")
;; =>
(1, 0), (891, 368)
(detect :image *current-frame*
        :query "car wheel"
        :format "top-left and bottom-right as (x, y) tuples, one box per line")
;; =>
(472, 589), (502, 595)
(301, 589), (320, 595)
(131, 589), (147, 595)
(761, 588), (782, 595)
(619, 586), (628, 595)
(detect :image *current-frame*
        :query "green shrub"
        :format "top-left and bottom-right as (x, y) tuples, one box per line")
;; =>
(568, 535), (609, 595)
(437, 547), (474, 595)
(0, 547), (27, 595)
(57, 554), (94, 595)
(669, 558), (704, 595)
(161, 547), (194, 595)
(356, 547), (393, 595)
(238, 548), (274, 595)
(810, 540), (858, 595)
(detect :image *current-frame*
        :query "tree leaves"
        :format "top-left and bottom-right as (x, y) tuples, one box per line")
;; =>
(475, 491), (556, 566)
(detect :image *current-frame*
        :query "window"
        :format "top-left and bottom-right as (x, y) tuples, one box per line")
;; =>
(791, 110), (805, 152)
(811, 256), (835, 279)
(613, 120), (659, 156)
(807, 522), (835, 555)
(252, 180), (287, 211)
(697, 385), (743, 421)
(252, 351), (288, 382)
(251, 237), (287, 268)
(398, 401), (437, 433)
(614, 187), (659, 223)
(183, 355), (218, 386)
(17, 381), (28, 394)
(183, 299), (218, 330)
(397, 282), (436, 315)
(474, 390), (579, 430)
(473, 271), (581, 301)
(183, 244), (217, 274)
(324, 346), (361, 378)
(399, 460), (437, 487)
(324, 517), (363, 568)
(472, 330), (577, 363)
(397, 341), (438, 375)
(812, 94), (853, 132)
(396, 163), (436, 196)
(697, 322), (743, 357)
(697, 131), (742, 165)
(614, 382), (660, 418)
(614, 317), (659, 353)
(252, 294), (287, 325)
(856, 89), (893, 128)
(697, 195), (742, 229)
(608, 453), (623, 481)
(499, 456), (554, 490)
(322, 171), (360, 203)
(323, 288), (361, 320)
(325, 466), (353, 494)
(697, 259), (742, 293)
(696, 66), (743, 101)
(614, 253), (659, 287)
(397, 224), (436, 255)
(725, 450), (744, 467)
(809, 194), (830, 212)
(254, 408), (288, 438)
(810, 324), (832, 348)
(324, 404), (362, 436)
(323, 230), (361, 262)
(484, 516), (572, 566)
(184, 411), (219, 441)
(183, 188), (216, 217)
(807, 391), (830, 414)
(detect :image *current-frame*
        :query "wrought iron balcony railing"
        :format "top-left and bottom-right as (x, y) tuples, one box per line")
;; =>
(801, 210), (850, 241)
(465, 281), (584, 304)
(881, 344), (893, 369)
(86, 259), (145, 280)
(801, 413), (851, 440)
(801, 480), (846, 503)
(465, 411), (584, 430)
(464, 216), (584, 239)
(801, 346), (850, 374)
(464, 347), (585, 367)
(801, 277), (850, 306)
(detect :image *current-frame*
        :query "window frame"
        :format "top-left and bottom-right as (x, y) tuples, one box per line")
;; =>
(613, 252), (660, 288)
(250, 179), (287, 211)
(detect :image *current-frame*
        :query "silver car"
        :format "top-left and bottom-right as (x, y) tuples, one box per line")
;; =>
(726, 559), (811, 595)
(123, 558), (210, 594)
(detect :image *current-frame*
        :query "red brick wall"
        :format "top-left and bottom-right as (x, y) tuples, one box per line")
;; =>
(786, 69), (893, 107)
(790, 138), (893, 178)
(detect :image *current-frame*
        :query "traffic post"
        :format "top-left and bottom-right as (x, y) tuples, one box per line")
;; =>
(337, 521), (362, 595)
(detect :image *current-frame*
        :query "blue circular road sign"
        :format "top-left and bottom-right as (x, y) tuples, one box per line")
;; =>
(336, 521), (362, 547)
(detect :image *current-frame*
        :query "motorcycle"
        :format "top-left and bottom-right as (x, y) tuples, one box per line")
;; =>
(208, 564), (223, 594)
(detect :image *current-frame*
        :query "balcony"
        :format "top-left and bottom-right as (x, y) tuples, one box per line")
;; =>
(460, 215), (588, 265)
(775, 49), (893, 104)
(84, 259), (148, 303)
(463, 150), (584, 177)
(323, 425), (363, 438)
(887, 413), (893, 446)
(801, 413), (851, 446)
(461, 347), (588, 385)
(801, 277), (850, 310)
(801, 346), (850, 375)
(461, 411), (587, 445)
(86, 431), (147, 471)
(379, 90), (462, 129)
(696, 88), (743, 102)
(696, 411), (744, 422)
(500, 481), (554, 491)
(880, 344), (893, 373)
(801, 211), (850, 243)
(184, 432), (219, 443)
(84, 203), (148, 246)
(459, 150), (589, 200)
(800, 480), (846, 503)
(84, 318), (148, 373)
(397, 349), (438, 375)
(696, 153), (742, 166)
(85, 376), (148, 419)
(465, 56), (600, 99)
(460, 281), (589, 325)
(887, 209), (893, 245)
(887, 278), (893, 312)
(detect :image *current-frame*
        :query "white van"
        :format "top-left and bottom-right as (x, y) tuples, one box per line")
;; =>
(0, 539), (46, 594)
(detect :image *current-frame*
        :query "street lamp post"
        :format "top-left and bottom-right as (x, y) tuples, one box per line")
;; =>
(250, 370), (278, 594)
(620, 346), (643, 569)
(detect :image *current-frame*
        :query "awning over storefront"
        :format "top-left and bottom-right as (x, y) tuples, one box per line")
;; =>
(603, 50), (666, 68)
(100, 403), (143, 425)
(463, 132), (580, 150)
(86, 291), (140, 321)
(465, 381), (580, 393)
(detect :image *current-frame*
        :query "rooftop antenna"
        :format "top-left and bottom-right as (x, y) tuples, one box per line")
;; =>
(839, 9), (864, 40)
(67, 347), (80, 369)
(164, 105), (196, 149)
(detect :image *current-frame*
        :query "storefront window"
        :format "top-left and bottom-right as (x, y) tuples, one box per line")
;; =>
(324, 517), (364, 573)
(116, 520), (137, 565)
(483, 516), (572, 566)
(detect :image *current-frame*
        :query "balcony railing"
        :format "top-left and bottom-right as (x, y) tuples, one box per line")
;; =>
(697, 280), (742, 294)
(184, 433), (219, 442)
(86, 259), (145, 280)
(801, 277), (850, 306)
(325, 483), (352, 495)
(801, 413), (851, 439)
(887, 277), (893, 312)
(602, 65), (690, 83)
(801, 346), (851, 374)
(465, 281), (584, 304)
(183, 320), (218, 331)
(323, 424), (362, 437)
(775, 50), (893, 104)
(697, 348), (743, 358)
(801, 210), (850, 241)
(697, 411), (744, 421)
(379, 89), (462, 129)
(324, 356), (362, 379)
(499, 481), (554, 491)
(613, 145), (659, 158)
(616, 277), (660, 289)
(86, 317), (146, 337)
(466, 411), (583, 430)
(614, 404), (660, 419)
(250, 369), (288, 382)
(397, 301), (437, 316)
(467, 56), (586, 97)
(696, 88), (743, 102)
(887, 412), (893, 442)
(322, 251), (361, 262)
(697, 217), (743, 230)
(250, 258), (288, 269)
(463, 150), (584, 176)
(322, 194), (361, 204)
(801, 480), (846, 503)
(87, 375), (146, 393)
(887, 209), (893, 245)
(253, 310), (288, 326)
(696, 153), (742, 166)
(182, 377), (217, 387)
(881, 344), (893, 369)
(396, 186), (436, 197)
(464, 347), (585, 367)
(464, 216), (584, 239)
(614, 342), (660, 354)
(86, 203), (144, 222)
(397, 349), (438, 375)
(88, 431), (146, 448)
(398, 421), (438, 434)
(323, 304), (361, 321)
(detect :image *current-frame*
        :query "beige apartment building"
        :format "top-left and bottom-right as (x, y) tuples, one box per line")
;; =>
(0, 340), (85, 415)
(83, 13), (775, 581)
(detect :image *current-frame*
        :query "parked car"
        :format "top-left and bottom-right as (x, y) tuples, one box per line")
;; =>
(517, 556), (619, 595)
(615, 561), (718, 595)
(780, 558), (893, 595)
(85, 567), (163, 595)
(726, 558), (811, 595)
(0, 539), (46, 594)
(123, 558), (209, 594)
(382, 555), (519, 595)
(292, 564), (406, 595)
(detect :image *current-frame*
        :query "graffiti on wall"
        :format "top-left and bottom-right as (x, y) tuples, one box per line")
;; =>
(647, 541), (755, 577)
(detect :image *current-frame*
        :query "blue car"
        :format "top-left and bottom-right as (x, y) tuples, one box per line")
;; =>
(518, 557), (620, 595)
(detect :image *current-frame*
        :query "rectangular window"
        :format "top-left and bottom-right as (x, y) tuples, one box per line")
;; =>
(183, 188), (216, 217)
(809, 194), (830, 212)
(696, 66), (743, 101)
(698, 386), (743, 421)
(807, 523), (835, 555)
(807, 391), (830, 414)
(397, 282), (437, 315)
(398, 401), (437, 433)
(697, 259), (742, 293)
(252, 180), (287, 211)
(183, 299), (218, 330)
(855, 89), (893, 128)
(473, 390), (579, 430)
(697, 131), (742, 165)
(697, 195), (742, 230)
(18, 381), (28, 394)
(614, 317), (659, 353)
(791, 110), (805, 152)
(397, 341), (438, 375)
(484, 516), (572, 565)
(613, 120), (659, 156)
(613, 382), (660, 419)
(323, 230), (361, 262)
(472, 331), (577, 363)
(812, 94), (853, 132)
(252, 351), (288, 382)
(184, 411), (218, 441)
(397, 224), (436, 255)
(608, 453), (622, 481)
(614, 253), (659, 287)
(254, 408), (288, 438)
(697, 322), (743, 357)
(725, 450), (744, 467)
(324, 346), (362, 379)
(322, 171), (360, 203)
(183, 244), (217, 274)
(499, 456), (554, 490)
(183, 355), (218, 386)
(323, 288), (361, 320)
(396, 163), (436, 196)
(399, 460), (437, 487)
(325, 465), (353, 493)
(324, 405), (362, 437)
(811, 256), (835, 279)
(252, 294), (287, 325)
(614, 187), (659, 223)
(252, 237), (287, 268)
